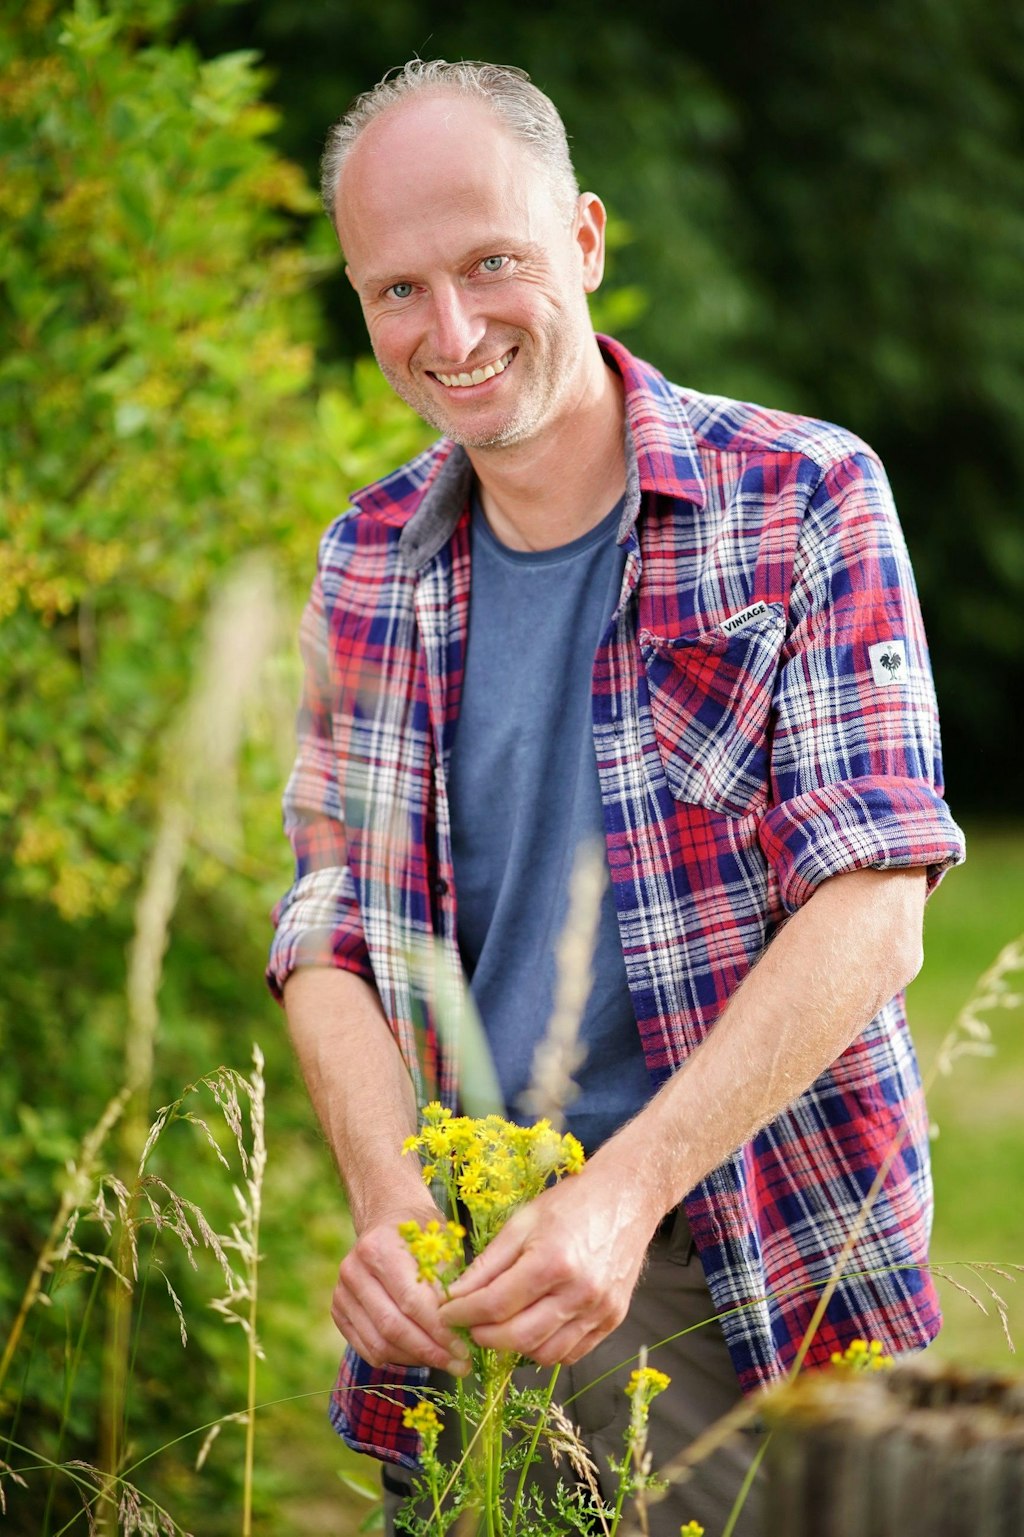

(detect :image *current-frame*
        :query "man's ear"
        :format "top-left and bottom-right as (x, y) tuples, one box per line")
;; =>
(344, 265), (357, 291)
(574, 193), (607, 294)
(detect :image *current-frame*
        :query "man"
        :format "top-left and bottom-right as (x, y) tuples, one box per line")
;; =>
(268, 60), (965, 1533)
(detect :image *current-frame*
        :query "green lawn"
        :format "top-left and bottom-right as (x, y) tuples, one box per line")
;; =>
(906, 822), (1024, 1370)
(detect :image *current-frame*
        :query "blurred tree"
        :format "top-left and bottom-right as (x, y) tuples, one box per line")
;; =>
(686, 0), (1024, 818)
(188, 0), (1024, 813)
(0, 0), (426, 925)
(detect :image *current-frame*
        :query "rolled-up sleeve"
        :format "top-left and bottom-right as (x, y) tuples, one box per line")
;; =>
(759, 447), (965, 911)
(266, 568), (374, 1000)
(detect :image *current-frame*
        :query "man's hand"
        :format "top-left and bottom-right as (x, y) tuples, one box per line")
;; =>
(439, 1166), (660, 1366)
(333, 1205), (471, 1376)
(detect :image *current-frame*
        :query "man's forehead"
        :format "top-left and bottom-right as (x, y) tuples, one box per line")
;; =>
(343, 92), (520, 178)
(336, 95), (556, 269)
(337, 95), (536, 214)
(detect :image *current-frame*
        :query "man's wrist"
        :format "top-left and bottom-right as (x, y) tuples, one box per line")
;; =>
(586, 1109), (689, 1234)
(348, 1178), (440, 1236)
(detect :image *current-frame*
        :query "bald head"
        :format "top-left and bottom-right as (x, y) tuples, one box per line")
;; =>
(321, 59), (580, 234)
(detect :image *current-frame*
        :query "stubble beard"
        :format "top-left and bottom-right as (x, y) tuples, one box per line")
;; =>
(376, 321), (587, 451)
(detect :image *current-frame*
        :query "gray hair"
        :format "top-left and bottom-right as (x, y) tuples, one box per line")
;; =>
(320, 59), (580, 229)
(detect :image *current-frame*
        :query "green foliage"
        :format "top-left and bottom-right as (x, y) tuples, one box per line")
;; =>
(0, 2), (429, 1531)
(0, 0), (425, 924)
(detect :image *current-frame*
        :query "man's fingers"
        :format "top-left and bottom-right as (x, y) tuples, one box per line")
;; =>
(454, 1275), (623, 1364)
(333, 1272), (470, 1373)
(444, 1217), (528, 1300)
(535, 1320), (609, 1367)
(332, 1292), (431, 1367)
(441, 1245), (557, 1330)
(460, 1292), (576, 1361)
(334, 1225), (471, 1373)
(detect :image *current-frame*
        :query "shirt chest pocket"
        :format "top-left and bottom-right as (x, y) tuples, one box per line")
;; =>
(639, 606), (786, 817)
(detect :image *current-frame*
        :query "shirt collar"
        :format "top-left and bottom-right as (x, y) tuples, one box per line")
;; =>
(349, 334), (707, 573)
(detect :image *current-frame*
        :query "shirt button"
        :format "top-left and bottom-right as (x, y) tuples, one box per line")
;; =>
(434, 878), (449, 896)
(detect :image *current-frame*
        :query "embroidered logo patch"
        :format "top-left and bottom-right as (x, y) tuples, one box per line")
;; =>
(720, 601), (768, 636)
(869, 638), (907, 686)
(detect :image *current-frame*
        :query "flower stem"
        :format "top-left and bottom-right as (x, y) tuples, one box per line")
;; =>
(721, 1429), (770, 1537)
(509, 1364), (560, 1537)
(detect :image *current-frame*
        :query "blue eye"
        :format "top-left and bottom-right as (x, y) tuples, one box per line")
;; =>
(388, 282), (414, 299)
(479, 256), (507, 274)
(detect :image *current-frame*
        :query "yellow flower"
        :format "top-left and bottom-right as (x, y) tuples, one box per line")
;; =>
(829, 1337), (893, 1372)
(625, 1366), (671, 1440)
(680, 1523), (705, 1537)
(398, 1218), (466, 1285)
(626, 1366), (671, 1403)
(402, 1106), (587, 1250)
(402, 1400), (443, 1457)
(561, 1134), (585, 1175)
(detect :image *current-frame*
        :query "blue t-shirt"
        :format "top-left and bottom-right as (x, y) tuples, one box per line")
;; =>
(447, 494), (653, 1153)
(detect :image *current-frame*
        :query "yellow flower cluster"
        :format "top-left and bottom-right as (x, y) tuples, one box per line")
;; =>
(625, 1366), (671, 1405)
(398, 1218), (466, 1286)
(402, 1400), (443, 1457)
(625, 1365), (672, 1438)
(829, 1337), (893, 1372)
(679, 1523), (705, 1536)
(403, 1102), (585, 1248)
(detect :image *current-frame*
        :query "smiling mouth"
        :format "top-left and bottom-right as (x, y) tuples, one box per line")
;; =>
(431, 348), (517, 390)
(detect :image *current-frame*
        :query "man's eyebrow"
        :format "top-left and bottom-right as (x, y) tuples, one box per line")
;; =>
(351, 267), (400, 294)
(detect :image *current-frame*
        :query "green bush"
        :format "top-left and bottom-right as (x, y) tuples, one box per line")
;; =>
(0, 2), (427, 1529)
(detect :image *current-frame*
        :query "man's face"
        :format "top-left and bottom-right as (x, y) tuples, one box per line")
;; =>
(336, 94), (605, 451)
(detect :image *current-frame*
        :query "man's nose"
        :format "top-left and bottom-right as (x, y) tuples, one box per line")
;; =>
(429, 287), (486, 364)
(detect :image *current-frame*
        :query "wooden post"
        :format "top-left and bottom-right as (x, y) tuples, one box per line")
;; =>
(763, 1361), (1024, 1536)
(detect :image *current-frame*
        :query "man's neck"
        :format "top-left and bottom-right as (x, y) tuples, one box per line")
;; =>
(467, 358), (627, 552)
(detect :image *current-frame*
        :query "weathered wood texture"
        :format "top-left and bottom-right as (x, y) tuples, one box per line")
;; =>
(764, 1361), (1024, 1536)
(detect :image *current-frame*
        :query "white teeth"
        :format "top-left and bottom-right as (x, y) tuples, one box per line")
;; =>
(436, 350), (514, 388)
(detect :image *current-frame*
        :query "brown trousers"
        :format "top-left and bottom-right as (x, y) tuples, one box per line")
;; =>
(383, 1209), (764, 1535)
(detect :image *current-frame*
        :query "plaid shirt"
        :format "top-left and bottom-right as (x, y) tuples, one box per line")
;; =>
(269, 336), (965, 1468)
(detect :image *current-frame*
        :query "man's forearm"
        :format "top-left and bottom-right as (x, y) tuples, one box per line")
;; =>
(284, 966), (470, 1371)
(593, 865), (927, 1223)
(282, 966), (432, 1231)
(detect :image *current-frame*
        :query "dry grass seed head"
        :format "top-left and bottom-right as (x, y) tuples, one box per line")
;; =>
(0, 1459), (28, 1515)
(58, 1245), (134, 1292)
(178, 1109), (232, 1171)
(118, 1481), (181, 1535)
(932, 934), (1023, 1080)
(546, 1400), (609, 1535)
(964, 1263), (1017, 1353)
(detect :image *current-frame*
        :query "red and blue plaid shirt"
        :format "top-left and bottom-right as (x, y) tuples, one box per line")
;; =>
(269, 336), (965, 1467)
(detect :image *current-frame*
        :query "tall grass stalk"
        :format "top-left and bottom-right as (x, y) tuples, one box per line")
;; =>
(520, 838), (605, 1130)
(94, 558), (279, 1529)
(0, 1051), (270, 1532)
(0, 1089), (129, 1403)
(98, 805), (190, 1525)
(206, 1046), (267, 1537)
